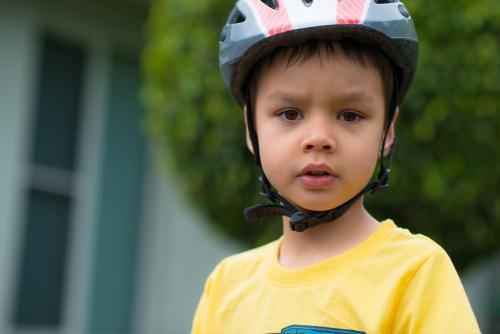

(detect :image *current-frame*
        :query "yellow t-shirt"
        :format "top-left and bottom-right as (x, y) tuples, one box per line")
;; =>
(192, 220), (480, 333)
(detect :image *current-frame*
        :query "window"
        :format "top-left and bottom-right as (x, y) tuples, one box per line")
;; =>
(13, 36), (86, 328)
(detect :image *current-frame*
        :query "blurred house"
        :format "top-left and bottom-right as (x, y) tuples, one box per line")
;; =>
(0, 0), (240, 333)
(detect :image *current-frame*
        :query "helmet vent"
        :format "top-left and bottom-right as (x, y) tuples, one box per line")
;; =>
(302, 0), (313, 7)
(374, 0), (399, 3)
(229, 9), (246, 24)
(220, 28), (227, 42)
(260, 0), (278, 9)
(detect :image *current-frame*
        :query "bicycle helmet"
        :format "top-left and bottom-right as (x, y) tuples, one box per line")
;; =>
(219, 0), (418, 232)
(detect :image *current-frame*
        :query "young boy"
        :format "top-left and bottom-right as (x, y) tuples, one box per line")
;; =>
(192, 0), (480, 332)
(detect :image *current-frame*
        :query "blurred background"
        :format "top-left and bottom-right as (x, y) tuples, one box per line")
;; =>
(0, 0), (498, 333)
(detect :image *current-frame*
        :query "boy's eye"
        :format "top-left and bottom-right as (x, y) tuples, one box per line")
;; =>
(339, 111), (362, 122)
(279, 109), (302, 121)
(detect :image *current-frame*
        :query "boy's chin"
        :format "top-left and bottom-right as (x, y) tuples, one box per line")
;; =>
(286, 191), (366, 212)
(301, 205), (342, 212)
(287, 198), (347, 213)
(277, 190), (362, 212)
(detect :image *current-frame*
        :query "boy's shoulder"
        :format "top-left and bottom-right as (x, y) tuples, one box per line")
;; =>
(387, 221), (444, 253)
(381, 220), (452, 270)
(208, 239), (279, 281)
(221, 238), (278, 267)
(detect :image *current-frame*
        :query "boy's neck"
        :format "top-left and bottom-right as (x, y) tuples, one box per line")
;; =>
(279, 197), (379, 270)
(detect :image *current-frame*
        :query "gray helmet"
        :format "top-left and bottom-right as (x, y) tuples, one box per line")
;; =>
(220, 0), (418, 106)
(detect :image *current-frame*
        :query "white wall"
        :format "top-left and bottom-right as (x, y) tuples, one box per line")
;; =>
(134, 153), (242, 333)
(0, 3), (37, 332)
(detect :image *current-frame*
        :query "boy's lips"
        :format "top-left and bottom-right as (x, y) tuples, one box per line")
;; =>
(298, 163), (337, 187)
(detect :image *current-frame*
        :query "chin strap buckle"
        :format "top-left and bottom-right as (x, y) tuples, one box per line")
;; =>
(289, 212), (309, 232)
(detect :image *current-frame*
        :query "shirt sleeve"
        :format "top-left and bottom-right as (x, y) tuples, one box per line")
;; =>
(191, 270), (214, 334)
(391, 247), (481, 333)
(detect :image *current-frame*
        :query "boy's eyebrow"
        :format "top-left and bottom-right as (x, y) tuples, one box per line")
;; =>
(264, 90), (308, 102)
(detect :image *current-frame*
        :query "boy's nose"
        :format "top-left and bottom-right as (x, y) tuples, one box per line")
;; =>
(302, 130), (336, 153)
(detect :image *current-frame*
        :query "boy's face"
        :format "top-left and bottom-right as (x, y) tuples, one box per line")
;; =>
(246, 47), (395, 212)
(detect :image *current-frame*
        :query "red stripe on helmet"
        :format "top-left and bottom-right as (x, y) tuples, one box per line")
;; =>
(250, 0), (292, 36)
(337, 0), (366, 24)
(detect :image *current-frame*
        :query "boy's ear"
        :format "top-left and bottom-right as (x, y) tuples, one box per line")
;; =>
(383, 107), (399, 156)
(244, 106), (255, 154)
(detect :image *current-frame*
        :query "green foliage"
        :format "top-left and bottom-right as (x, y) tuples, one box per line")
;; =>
(143, 0), (500, 271)
(142, 0), (279, 244)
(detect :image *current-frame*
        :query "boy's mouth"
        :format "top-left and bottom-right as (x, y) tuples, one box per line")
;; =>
(304, 171), (330, 176)
(298, 163), (337, 187)
(299, 163), (335, 177)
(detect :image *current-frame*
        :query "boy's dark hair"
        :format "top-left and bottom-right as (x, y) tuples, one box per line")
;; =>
(246, 38), (395, 121)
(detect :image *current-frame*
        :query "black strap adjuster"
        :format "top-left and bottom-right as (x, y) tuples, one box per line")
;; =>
(289, 212), (309, 232)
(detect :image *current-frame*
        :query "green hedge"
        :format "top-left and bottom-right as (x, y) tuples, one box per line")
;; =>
(142, 0), (500, 271)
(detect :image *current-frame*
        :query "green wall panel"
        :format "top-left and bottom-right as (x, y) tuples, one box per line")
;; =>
(87, 53), (145, 334)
